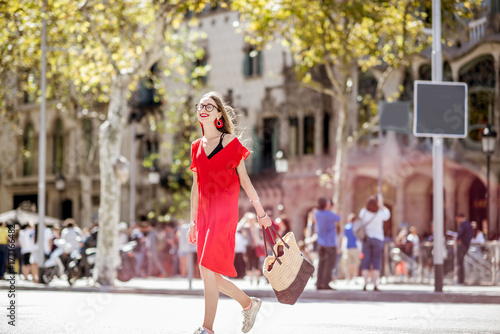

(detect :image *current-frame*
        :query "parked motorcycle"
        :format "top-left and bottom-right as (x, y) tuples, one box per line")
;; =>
(66, 245), (97, 285)
(39, 239), (69, 284)
(117, 240), (137, 282)
(66, 240), (137, 285)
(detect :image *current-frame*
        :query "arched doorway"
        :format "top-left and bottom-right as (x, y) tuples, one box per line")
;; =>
(62, 199), (73, 221)
(468, 178), (486, 229)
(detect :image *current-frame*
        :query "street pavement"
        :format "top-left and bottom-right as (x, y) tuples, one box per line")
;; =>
(1, 274), (500, 304)
(2, 290), (500, 334)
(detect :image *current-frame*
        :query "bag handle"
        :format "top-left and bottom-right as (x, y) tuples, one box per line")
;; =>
(261, 225), (290, 265)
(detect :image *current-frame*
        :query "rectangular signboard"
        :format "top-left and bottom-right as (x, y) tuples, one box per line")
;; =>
(413, 81), (468, 138)
(379, 101), (411, 132)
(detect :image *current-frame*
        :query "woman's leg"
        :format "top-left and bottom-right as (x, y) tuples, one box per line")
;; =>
(372, 239), (384, 290)
(215, 274), (252, 308)
(361, 240), (371, 289)
(200, 265), (219, 331)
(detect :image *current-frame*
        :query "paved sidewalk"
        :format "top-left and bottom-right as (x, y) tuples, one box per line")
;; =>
(2, 275), (500, 304)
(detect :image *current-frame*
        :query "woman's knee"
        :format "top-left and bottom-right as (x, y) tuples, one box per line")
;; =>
(199, 265), (216, 280)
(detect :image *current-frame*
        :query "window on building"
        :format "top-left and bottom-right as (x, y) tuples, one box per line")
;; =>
(23, 123), (35, 176)
(262, 118), (278, 170)
(22, 71), (37, 104)
(303, 116), (315, 155)
(323, 112), (330, 154)
(243, 46), (263, 78)
(400, 68), (414, 101)
(459, 55), (495, 141)
(53, 119), (64, 173)
(492, 0), (500, 16)
(289, 117), (299, 157)
(358, 70), (378, 126)
(82, 118), (93, 159)
(193, 50), (209, 85)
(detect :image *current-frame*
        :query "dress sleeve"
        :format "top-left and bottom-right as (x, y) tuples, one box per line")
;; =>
(229, 139), (250, 169)
(190, 140), (199, 172)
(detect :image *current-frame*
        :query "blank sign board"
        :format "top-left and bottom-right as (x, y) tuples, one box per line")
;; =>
(379, 101), (411, 132)
(413, 81), (468, 138)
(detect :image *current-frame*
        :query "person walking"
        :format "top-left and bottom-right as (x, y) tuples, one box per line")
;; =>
(359, 195), (391, 291)
(188, 92), (272, 334)
(406, 226), (420, 281)
(18, 221), (36, 280)
(455, 213), (473, 285)
(61, 218), (83, 253)
(314, 196), (341, 290)
(240, 213), (264, 285)
(145, 221), (167, 277)
(0, 222), (9, 279)
(341, 213), (361, 284)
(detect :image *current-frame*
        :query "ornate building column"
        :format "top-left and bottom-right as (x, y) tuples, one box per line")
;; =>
(279, 111), (290, 154)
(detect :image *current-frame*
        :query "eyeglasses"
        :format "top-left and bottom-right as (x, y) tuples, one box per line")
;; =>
(196, 103), (218, 112)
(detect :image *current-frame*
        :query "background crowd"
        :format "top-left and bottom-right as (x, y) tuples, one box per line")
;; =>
(0, 200), (498, 286)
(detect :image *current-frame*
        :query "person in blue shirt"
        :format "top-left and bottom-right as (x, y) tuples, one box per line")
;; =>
(341, 213), (360, 283)
(314, 197), (341, 290)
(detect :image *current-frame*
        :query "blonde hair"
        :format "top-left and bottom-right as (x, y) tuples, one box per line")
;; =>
(200, 91), (235, 135)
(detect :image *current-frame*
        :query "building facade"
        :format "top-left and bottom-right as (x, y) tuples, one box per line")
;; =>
(1, 5), (499, 240)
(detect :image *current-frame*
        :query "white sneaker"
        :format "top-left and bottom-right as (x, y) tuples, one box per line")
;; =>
(241, 297), (262, 333)
(193, 327), (212, 334)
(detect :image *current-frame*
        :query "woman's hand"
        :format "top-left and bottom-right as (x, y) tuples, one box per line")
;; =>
(258, 214), (272, 228)
(187, 223), (197, 245)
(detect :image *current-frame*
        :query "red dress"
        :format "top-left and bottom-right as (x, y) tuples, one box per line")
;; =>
(190, 137), (250, 277)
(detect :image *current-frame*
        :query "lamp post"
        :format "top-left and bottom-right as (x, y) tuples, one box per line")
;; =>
(482, 124), (497, 236)
(275, 150), (288, 213)
(148, 166), (160, 216)
(55, 173), (66, 219)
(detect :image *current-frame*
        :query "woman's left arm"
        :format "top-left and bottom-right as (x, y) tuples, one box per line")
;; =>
(236, 159), (272, 228)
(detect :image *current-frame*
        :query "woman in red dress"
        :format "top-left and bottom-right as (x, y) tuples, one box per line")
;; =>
(188, 92), (272, 334)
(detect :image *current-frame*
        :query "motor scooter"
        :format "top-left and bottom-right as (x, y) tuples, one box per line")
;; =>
(39, 239), (69, 284)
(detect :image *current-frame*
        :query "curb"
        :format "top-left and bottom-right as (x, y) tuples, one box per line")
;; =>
(9, 285), (500, 304)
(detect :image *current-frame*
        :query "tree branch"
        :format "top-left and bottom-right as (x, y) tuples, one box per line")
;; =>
(131, 1), (176, 76)
(300, 79), (337, 97)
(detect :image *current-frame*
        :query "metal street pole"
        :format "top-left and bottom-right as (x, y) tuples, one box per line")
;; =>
(37, 0), (48, 268)
(129, 119), (136, 228)
(378, 123), (383, 196)
(432, 0), (445, 292)
(486, 154), (490, 237)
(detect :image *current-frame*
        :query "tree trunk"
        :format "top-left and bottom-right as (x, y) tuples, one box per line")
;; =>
(94, 75), (130, 286)
(332, 93), (349, 221)
(80, 171), (92, 230)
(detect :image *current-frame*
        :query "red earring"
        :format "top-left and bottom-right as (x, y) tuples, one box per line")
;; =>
(199, 121), (204, 130)
(215, 118), (223, 129)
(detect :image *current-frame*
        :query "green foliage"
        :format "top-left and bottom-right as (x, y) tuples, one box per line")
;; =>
(233, 0), (482, 99)
(1, 0), (212, 221)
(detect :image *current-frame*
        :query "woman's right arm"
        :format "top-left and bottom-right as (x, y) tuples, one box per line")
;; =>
(188, 172), (199, 245)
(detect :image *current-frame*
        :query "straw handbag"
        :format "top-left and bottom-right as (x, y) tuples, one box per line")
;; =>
(262, 226), (315, 305)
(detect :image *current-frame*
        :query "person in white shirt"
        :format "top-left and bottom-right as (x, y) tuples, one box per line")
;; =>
(19, 221), (36, 280)
(406, 226), (420, 280)
(359, 195), (391, 291)
(30, 224), (54, 283)
(61, 218), (83, 253)
(470, 221), (486, 244)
